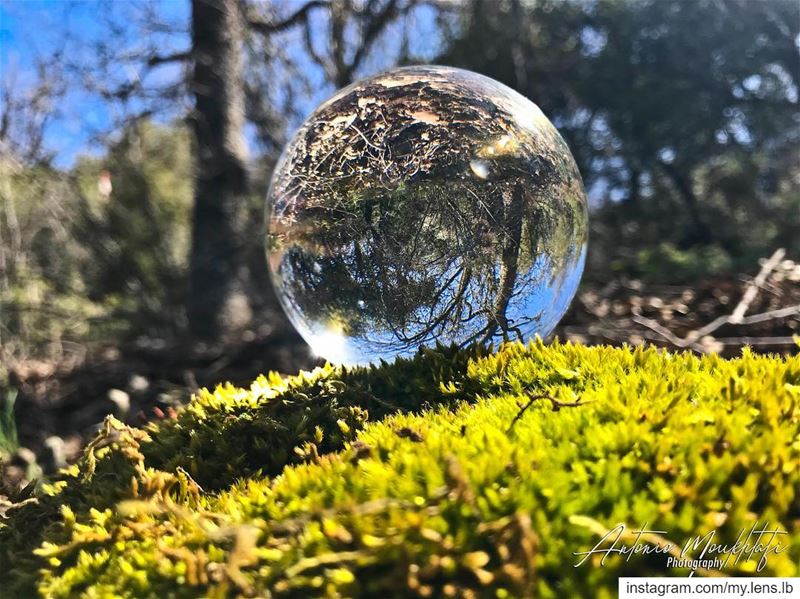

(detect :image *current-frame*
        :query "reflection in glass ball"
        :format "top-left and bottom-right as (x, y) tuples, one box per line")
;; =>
(266, 66), (588, 365)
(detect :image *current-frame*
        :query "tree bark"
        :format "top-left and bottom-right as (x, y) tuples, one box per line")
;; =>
(484, 185), (524, 342)
(188, 0), (252, 343)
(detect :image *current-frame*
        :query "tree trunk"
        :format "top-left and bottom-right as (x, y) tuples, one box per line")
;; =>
(484, 185), (524, 342)
(188, 0), (252, 343)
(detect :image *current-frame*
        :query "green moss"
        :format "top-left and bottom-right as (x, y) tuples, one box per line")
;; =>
(1, 341), (799, 597)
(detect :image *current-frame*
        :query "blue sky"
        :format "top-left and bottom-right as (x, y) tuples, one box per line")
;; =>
(0, 0), (444, 168)
(1, 0), (191, 167)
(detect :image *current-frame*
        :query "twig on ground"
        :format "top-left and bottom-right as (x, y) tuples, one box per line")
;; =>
(737, 305), (800, 325)
(730, 248), (785, 323)
(630, 315), (697, 349)
(710, 336), (798, 347)
(631, 249), (797, 352)
(507, 394), (586, 432)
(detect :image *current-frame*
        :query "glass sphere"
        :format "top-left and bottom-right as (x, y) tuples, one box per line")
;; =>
(266, 66), (587, 365)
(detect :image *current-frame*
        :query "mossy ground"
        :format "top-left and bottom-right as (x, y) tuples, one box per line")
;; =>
(1, 341), (799, 598)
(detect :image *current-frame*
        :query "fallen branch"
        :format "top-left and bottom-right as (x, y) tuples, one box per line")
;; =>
(507, 394), (586, 432)
(630, 315), (695, 349)
(632, 305), (800, 349)
(737, 305), (800, 325)
(631, 249), (797, 352)
(710, 336), (799, 347)
(730, 248), (785, 323)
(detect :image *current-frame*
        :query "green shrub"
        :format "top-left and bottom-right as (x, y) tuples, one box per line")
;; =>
(1, 341), (798, 598)
(633, 242), (734, 282)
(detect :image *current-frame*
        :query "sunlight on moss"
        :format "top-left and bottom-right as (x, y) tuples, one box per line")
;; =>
(1, 341), (798, 597)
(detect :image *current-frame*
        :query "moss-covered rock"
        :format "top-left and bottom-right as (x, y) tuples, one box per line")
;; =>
(1, 341), (799, 598)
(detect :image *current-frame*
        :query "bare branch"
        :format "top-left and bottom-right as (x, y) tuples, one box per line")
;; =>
(729, 248), (785, 323)
(630, 315), (699, 350)
(247, 0), (329, 34)
(146, 50), (192, 67)
(630, 249), (796, 352)
(712, 336), (799, 347)
(302, 15), (336, 81)
(345, 0), (401, 81)
(738, 305), (800, 325)
(507, 394), (587, 433)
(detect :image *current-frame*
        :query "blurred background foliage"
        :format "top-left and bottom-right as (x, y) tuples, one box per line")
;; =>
(0, 0), (798, 477)
(72, 122), (193, 336)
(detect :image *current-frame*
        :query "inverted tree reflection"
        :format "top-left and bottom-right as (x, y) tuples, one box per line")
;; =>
(267, 67), (587, 363)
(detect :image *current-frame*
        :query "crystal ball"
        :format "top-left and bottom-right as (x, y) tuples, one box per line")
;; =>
(266, 66), (587, 365)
